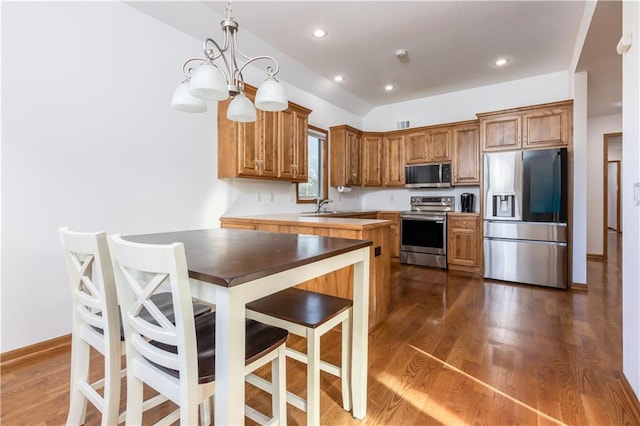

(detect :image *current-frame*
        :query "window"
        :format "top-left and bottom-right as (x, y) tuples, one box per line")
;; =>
(297, 126), (328, 203)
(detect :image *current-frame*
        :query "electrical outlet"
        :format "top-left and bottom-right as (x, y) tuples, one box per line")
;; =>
(269, 192), (274, 202)
(634, 183), (640, 206)
(390, 195), (394, 202)
(256, 192), (262, 202)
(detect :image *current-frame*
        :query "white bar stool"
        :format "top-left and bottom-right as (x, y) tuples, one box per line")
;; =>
(108, 235), (289, 425)
(246, 287), (353, 425)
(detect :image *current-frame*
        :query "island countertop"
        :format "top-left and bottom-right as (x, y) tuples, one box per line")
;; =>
(220, 212), (390, 231)
(220, 212), (391, 329)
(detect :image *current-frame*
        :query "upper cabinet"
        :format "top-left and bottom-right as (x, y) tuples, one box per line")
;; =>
(218, 85), (312, 182)
(362, 133), (383, 186)
(404, 127), (452, 164)
(277, 107), (308, 182)
(479, 100), (572, 152)
(383, 132), (405, 187)
(330, 125), (363, 187)
(404, 130), (429, 164)
(452, 122), (480, 186)
(427, 126), (452, 162)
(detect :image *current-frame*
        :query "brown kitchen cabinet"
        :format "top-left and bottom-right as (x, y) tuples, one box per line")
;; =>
(377, 211), (400, 261)
(452, 122), (480, 185)
(218, 84), (312, 181)
(277, 106), (308, 182)
(447, 213), (482, 274)
(330, 125), (363, 186)
(362, 132), (383, 186)
(479, 100), (572, 152)
(383, 132), (405, 187)
(427, 126), (452, 162)
(404, 130), (429, 164)
(404, 127), (452, 164)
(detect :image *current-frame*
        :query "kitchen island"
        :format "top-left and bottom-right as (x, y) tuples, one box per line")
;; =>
(220, 213), (391, 328)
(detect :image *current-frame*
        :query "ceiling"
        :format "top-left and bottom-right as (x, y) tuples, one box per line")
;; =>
(129, 1), (622, 118)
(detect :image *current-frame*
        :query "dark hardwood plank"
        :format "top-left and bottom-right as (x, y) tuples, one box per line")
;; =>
(2, 232), (639, 425)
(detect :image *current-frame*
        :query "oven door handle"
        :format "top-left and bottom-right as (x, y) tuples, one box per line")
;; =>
(401, 216), (446, 222)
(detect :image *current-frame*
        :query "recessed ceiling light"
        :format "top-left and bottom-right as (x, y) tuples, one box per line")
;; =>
(384, 84), (394, 91)
(312, 29), (327, 38)
(494, 58), (509, 66)
(334, 75), (344, 82)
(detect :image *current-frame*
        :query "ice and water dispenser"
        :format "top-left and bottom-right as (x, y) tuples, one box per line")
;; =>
(483, 151), (522, 221)
(492, 194), (516, 218)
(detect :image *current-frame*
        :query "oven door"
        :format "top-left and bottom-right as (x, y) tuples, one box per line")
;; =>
(400, 214), (447, 255)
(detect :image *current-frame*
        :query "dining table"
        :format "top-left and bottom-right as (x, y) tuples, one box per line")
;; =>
(125, 227), (372, 425)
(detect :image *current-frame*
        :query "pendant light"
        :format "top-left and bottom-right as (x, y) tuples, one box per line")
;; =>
(173, 1), (288, 121)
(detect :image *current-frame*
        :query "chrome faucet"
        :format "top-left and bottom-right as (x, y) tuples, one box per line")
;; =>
(316, 198), (333, 212)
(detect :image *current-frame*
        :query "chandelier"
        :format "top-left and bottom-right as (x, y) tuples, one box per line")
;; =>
(171, 2), (288, 122)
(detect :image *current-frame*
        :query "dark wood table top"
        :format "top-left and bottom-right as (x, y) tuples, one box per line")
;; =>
(125, 228), (372, 288)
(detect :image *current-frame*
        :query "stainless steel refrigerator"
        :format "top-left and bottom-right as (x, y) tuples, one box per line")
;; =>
(483, 148), (568, 289)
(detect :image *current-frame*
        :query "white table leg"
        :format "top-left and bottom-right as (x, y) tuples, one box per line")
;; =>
(351, 247), (370, 419)
(214, 288), (246, 425)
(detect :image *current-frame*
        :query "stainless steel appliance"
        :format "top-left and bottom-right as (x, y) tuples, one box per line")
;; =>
(483, 148), (568, 289)
(400, 196), (454, 268)
(405, 163), (452, 188)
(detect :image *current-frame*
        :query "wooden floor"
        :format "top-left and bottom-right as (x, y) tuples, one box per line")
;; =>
(2, 231), (640, 425)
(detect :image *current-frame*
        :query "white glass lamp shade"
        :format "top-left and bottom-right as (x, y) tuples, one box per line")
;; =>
(189, 63), (229, 101)
(171, 81), (207, 113)
(255, 77), (288, 112)
(227, 93), (257, 122)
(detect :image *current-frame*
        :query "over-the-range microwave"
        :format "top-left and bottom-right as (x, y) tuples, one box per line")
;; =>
(405, 162), (452, 188)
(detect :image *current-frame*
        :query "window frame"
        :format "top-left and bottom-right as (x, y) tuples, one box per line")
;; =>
(296, 125), (328, 204)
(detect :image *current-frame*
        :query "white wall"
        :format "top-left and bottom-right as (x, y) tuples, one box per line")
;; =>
(571, 72), (588, 285)
(362, 71), (571, 131)
(0, 2), (360, 352)
(586, 115), (622, 254)
(622, 0), (640, 399)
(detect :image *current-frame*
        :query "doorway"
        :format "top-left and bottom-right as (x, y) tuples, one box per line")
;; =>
(603, 132), (622, 260)
(607, 161), (621, 231)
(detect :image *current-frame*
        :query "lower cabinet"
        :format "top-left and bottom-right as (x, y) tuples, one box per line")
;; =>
(377, 211), (400, 261)
(447, 213), (482, 274)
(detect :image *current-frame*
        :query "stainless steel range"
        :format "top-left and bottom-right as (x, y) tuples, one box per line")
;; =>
(400, 196), (454, 268)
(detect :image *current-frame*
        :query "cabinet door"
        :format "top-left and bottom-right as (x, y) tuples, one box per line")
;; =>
(346, 131), (362, 185)
(523, 106), (570, 147)
(329, 127), (347, 187)
(453, 125), (480, 185)
(383, 134), (405, 186)
(362, 134), (383, 186)
(236, 121), (261, 177)
(277, 109), (295, 180)
(428, 128), (452, 161)
(293, 111), (308, 181)
(481, 114), (522, 151)
(405, 131), (429, 164)
(447, 215), (481, 269)
(377, 212), (400, 259)
(259, 111), (278, 178)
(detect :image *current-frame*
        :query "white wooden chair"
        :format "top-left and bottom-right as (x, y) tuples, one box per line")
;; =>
(60, 227), (210, 425)
(108, 235), (289, 425)
(246, 288), (352, 425)
(60, 227), (131, 425)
